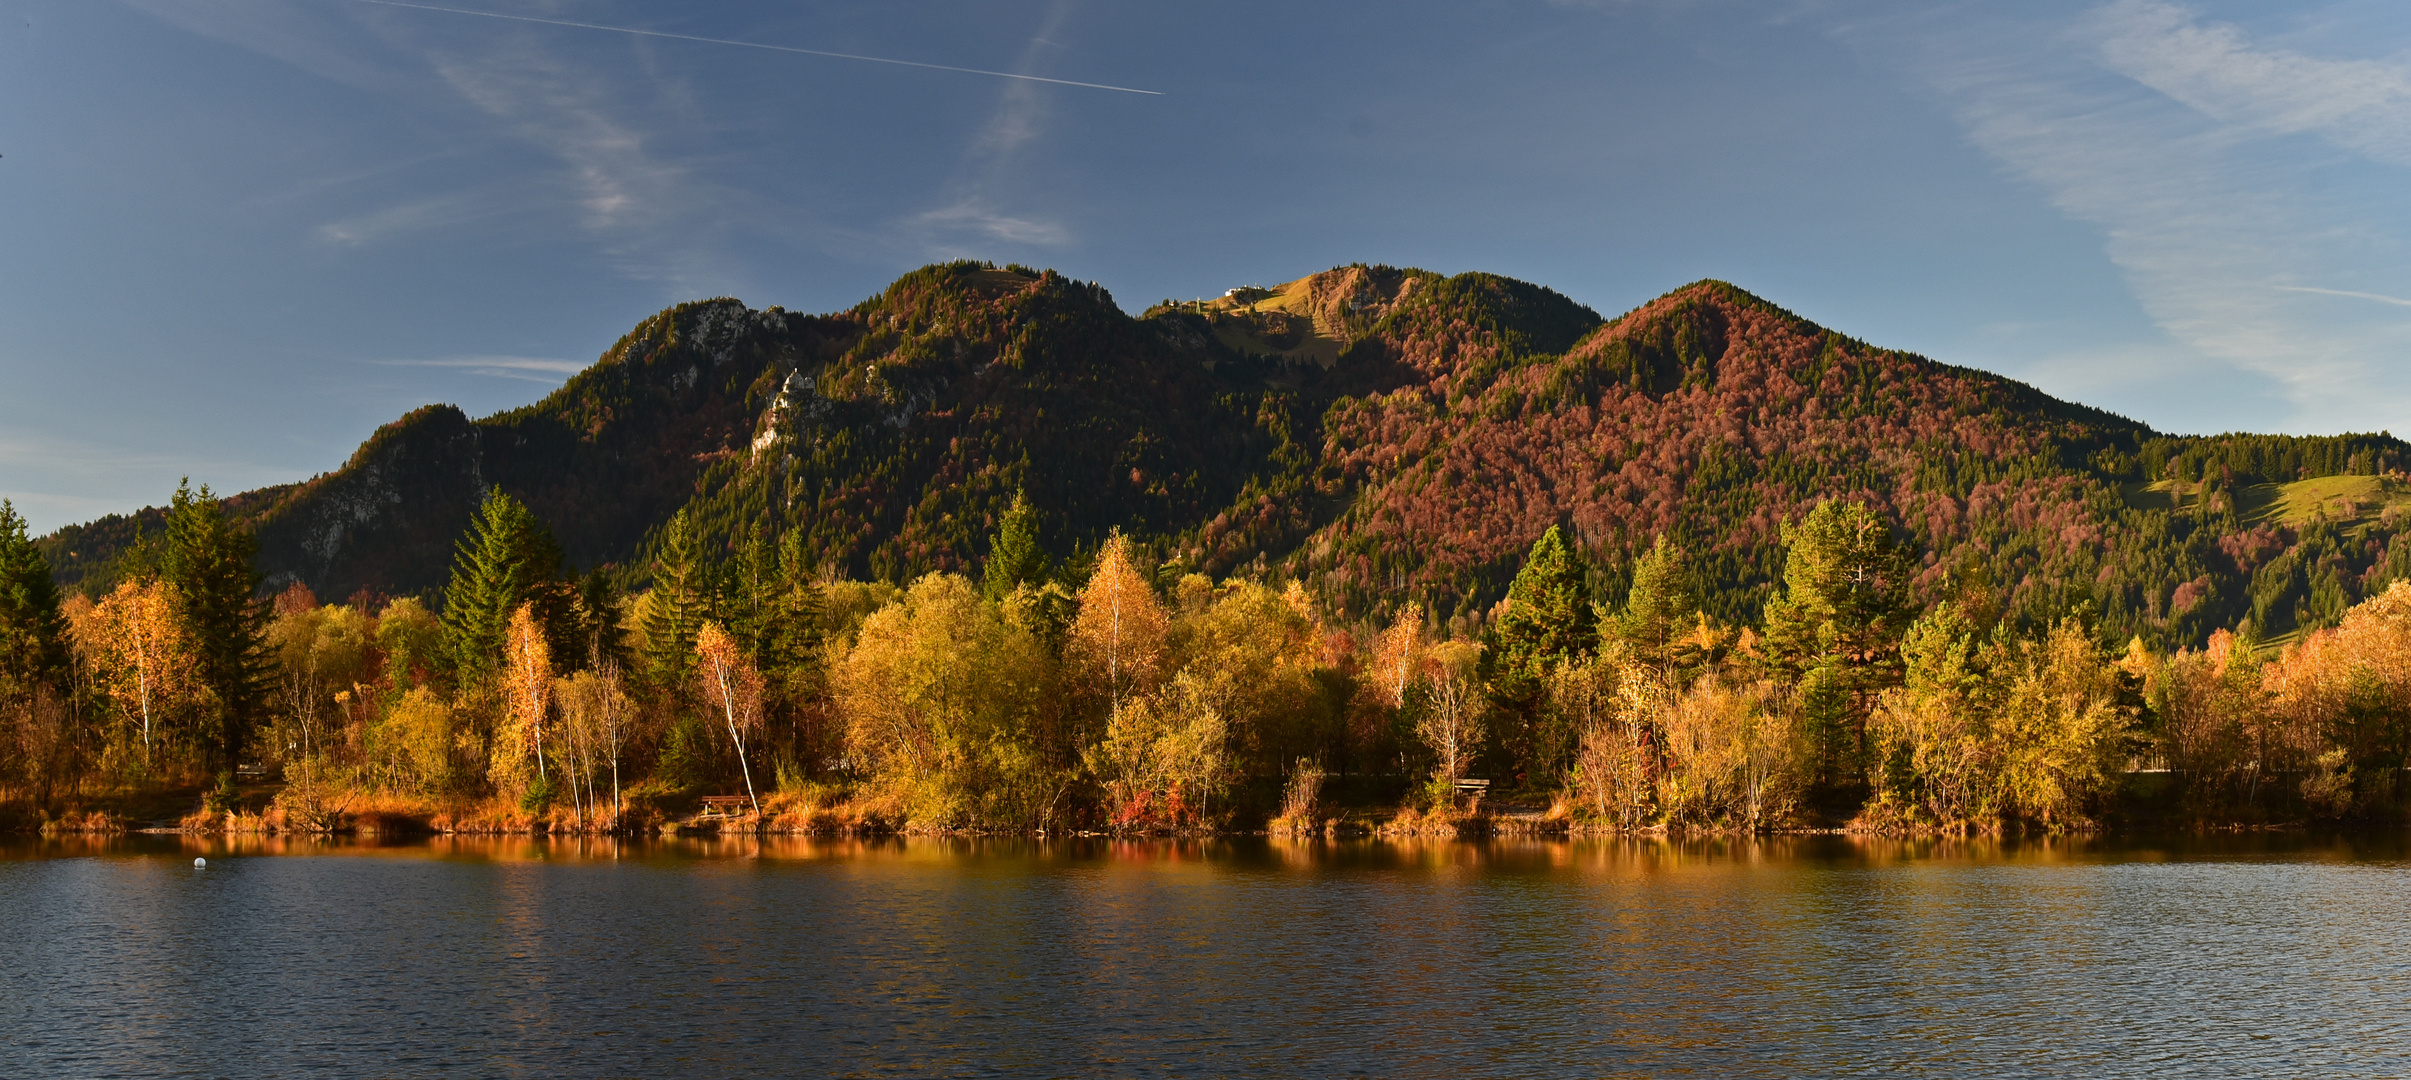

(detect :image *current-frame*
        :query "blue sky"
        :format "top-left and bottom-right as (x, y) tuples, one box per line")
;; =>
(2, 0), (2408, 532)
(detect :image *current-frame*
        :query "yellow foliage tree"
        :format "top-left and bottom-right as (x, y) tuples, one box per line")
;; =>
(376, 686), (456, 793)
(77, 579), (201, 773)
(1371, 602), (1427, 711)
(1416, 641), (1485, 796)
(833, 574), (1057, 828)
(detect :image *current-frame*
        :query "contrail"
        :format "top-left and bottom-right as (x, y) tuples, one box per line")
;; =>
(2276, 285), (2411, 309)
(348, 0), (1164, 96)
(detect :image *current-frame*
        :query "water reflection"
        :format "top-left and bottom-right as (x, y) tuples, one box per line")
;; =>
(6, 828), (2405, 868)
(3, 832), (2407, 1076)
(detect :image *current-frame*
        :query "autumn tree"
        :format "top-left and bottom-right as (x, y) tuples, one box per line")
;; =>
(493, 603), (554, 807)
(79, 580), (199, 771)
(557, 665), (633, 819)
(375, 687), (455, 794)
(1372, 602), (1428, 711)
(375, 598), (446, 693)
(1417, 641), (1486, 801)
(695, 621), (765, 816)
(265, 590), (372, 782)
(833, 574), (1058, 827)
(1068, 534), (1169, 737)
(1989, 619), (2135, 825)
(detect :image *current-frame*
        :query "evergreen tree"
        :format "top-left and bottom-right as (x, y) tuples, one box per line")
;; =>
(0, 501), (72, 802)
(0, 500), (67, 701)
(1763, 500), (1912, 681)
(1486, 525), (1597, 707)
(159, 481), (271, 776)
(983, 490), (1048, 602)
(766, 529), (826, 676)
(1762, 500), (1912, 795)
(1616, 534), (1698, 670)
(574, 569), (633, 674)
(440, 490), (569, 679)
(640, 509), (711, 685)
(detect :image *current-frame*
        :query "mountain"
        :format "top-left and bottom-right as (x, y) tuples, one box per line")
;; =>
(40, 262), (2411, 647)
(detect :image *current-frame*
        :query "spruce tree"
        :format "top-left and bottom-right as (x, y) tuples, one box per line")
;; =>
(982, 490), (1048, 602)
(574, 569), (633, 674)
(441, 490), (568, 678)
(639, 509), (710, 685)
(159, 481), (271, 776)
(1617, 534), (1698, 670)
(1762, 500), (1911, 682)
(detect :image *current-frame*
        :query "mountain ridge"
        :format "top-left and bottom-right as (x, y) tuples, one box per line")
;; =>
(39, 262), (2411, 649)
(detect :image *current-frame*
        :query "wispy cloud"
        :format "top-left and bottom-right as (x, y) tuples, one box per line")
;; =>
(2274, 285), (2411, 309)
(373, 355), (584, 383)
(349, 0), (1161, 95)
(913, 200), (1071, 246)
(314, 193), (487, 245)
(906, 1), (1081, 254)
(2090, 0), (2411, 165)
(1877, 1), (2411, 433)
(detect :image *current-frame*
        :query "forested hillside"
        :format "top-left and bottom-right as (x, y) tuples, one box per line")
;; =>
(39, 261), (2411, 649)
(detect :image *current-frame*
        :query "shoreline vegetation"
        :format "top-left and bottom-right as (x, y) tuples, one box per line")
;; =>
(7, 485), (2411, 844)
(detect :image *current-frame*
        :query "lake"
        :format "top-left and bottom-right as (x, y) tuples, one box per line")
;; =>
(3, 833), (2406, 1078)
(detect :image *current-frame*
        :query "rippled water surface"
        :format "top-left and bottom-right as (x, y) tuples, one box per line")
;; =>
(4, 833), (2408, 1078)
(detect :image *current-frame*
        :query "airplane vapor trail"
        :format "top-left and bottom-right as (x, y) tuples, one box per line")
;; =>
(348, 0), (1164, 95)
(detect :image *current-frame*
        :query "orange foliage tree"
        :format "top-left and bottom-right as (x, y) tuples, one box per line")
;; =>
(495, 603), (553, 804)
(695, 621), (764, 815)
(1068, 534), (1168, 731)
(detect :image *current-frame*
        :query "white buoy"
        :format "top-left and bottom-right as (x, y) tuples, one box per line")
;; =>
(194, 858), (206, 869)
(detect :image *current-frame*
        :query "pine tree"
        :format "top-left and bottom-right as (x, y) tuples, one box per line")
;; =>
(1762, 500), (1911, 683)
(159, 481), (271, 777)
(441, 490), (568, 679)
(1762, 500), (1912, 797)
(983, 490), (1048, 602)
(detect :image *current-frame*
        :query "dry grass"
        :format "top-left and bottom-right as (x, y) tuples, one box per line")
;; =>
(39, 808), (126, 835)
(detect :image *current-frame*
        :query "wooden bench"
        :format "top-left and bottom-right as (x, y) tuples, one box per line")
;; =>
(1453, 778), (1490, 795)
(697, 796), (753, 818)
